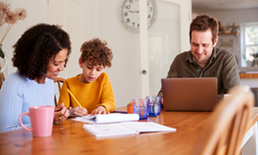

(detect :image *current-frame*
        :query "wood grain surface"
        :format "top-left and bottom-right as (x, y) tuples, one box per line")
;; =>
(0, 107), (257, 155)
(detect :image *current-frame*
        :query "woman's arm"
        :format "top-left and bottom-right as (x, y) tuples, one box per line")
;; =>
(0, 73), (27, 132)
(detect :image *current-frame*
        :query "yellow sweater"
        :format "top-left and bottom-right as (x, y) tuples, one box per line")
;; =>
(58, 73), (116, 113)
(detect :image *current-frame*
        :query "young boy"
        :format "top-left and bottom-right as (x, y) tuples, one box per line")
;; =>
(58, 38), (116, 117)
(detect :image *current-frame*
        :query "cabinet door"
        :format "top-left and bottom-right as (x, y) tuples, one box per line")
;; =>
(140, 0), (191, 97)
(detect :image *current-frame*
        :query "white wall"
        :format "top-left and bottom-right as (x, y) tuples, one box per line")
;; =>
(86, 0), (191, 107)
(47, 0), (88, 80)
(2, 0), (191, 108)
(1, 0), (142, 108)
(4, 1), (255, 108)
(0, 0), (47, 75)
(86, 0), (142, 107)
(193, 8), (258, 88)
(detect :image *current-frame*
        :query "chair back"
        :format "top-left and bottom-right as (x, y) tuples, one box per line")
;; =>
(0, 72), (5, 89)
(193, 85), (254, 155)
(54, 77), (65, 107)
(0, 55), (7, 89)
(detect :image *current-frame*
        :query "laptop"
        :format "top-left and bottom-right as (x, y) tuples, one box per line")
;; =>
(161, 78), (218, 111)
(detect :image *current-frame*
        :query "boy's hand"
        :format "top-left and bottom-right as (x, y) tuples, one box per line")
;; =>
(91, 106), (109, 115)
(69, 106), (88, 117)
(54, 103), (69, 123)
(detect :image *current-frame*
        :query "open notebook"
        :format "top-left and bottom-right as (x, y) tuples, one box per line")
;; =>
(83, 122), (176, 137)
(73, 114), (139, 124)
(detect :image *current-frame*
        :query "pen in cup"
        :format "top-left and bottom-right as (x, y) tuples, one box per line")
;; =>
(67, 89), (82, 107)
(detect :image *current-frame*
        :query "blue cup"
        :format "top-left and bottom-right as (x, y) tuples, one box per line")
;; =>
(133, 98), (148, 120)
(146, 96), (161, 116)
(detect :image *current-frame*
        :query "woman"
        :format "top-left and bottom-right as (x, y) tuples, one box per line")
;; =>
(0, 23), (71, 133)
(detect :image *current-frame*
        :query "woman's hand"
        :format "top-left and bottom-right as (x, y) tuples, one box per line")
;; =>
(69, 106), (88, 117)
(54, 103), (69, 123)
(91, 106), (109, 115)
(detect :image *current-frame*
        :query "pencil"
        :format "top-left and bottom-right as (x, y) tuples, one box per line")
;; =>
(113, 111), (128, 114)
(67, 89), (82, 107)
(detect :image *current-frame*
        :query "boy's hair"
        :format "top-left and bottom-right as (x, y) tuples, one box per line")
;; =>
(80, 38), (113, 67)
(12, 23), (71, 81)
(189, 15), (218, 44)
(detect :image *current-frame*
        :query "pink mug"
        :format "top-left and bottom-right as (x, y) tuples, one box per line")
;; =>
(19, 106), (54, 137)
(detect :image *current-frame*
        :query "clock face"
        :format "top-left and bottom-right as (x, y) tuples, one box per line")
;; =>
(121, 0), (157, 32)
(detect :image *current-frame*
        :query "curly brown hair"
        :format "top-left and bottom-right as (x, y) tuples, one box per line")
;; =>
(189, 15), (218, 44)
(80, 38), (113, 67)
(12, 23), (71, 80)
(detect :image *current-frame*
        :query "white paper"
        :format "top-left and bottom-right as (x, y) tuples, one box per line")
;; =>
(120, 122), (176, 133)
(83, 124), (137, 137)
(83, 122), (176, 137)
(73, 113), (139, 124)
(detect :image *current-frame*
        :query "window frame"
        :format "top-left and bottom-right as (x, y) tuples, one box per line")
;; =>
(240, 22), (258, 72)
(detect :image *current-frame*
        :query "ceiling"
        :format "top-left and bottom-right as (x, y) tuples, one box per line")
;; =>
(192, 0), (258, 13)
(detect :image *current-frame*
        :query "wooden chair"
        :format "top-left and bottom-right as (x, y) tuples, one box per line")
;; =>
(0, 71), (5, 89)
(0, 55), (7, 89)
(54, 77), (65, 107)
(193, 85), (254, 155)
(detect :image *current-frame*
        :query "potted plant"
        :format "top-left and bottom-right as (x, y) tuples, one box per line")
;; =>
(0, 2), (27, 87)
(251, 53), (258, 67)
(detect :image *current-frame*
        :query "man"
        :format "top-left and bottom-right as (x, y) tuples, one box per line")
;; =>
(158, 15), (240, 102)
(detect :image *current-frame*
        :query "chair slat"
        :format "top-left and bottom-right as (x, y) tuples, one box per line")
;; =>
(192, 86), (254, 155)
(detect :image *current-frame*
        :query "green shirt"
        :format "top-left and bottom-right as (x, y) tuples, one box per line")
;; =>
(158, 47), (240, 101)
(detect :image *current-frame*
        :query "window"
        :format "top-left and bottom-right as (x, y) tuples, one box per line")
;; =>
(240, 22), (258, 71)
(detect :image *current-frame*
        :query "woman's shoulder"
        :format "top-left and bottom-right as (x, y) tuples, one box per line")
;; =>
(45, 78), (54, 86)
(5, 72), (27, 84)
(1, 72), (27, 92)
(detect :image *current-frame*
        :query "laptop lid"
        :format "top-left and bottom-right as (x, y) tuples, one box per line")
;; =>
(161, 78), (218, 111)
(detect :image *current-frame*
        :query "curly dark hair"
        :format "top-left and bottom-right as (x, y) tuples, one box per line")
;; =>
(80, 38), (113, 67)
(189, 15), (218, 44)
(12, 23), (71, 80)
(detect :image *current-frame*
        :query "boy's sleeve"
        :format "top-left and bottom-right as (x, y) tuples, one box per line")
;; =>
(97, 74), (116, 112)
(57, 80), (71, 108)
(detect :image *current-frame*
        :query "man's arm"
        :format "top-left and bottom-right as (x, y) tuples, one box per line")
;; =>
(220, 53), (240, 99)
(157, 57), (180, 97)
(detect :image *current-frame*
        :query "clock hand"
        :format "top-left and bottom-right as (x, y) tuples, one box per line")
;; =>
(128, 11), (139, 13)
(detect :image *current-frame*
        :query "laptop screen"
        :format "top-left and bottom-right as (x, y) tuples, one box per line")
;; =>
(161, 78), (218, 111)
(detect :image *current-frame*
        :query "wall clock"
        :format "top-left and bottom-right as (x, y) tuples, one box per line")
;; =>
(121, 0), (158, 32)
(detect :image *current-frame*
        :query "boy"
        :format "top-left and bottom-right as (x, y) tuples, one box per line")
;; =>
(58, 38), (116, 117)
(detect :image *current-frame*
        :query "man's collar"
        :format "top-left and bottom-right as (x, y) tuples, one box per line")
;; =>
(186, 48), (217, 63)
(212, 47), (218, 59)
(186, 51), (197, 63)
(186, 50), (193, 63)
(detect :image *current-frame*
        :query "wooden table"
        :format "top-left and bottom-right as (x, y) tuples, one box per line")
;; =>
(1, 107), (258, 155)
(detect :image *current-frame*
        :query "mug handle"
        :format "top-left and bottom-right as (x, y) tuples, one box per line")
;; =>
(19, 112), (32, 132)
